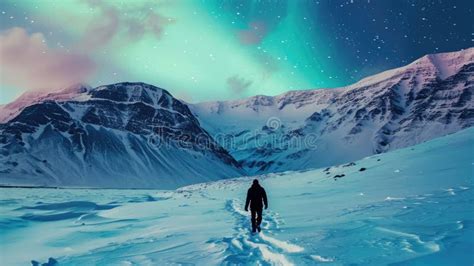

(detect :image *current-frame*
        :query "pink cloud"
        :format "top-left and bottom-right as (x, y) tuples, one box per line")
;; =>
(0, 3), (175, 94)
(238, 21), (268, 45)
(0, 27), (96, 90)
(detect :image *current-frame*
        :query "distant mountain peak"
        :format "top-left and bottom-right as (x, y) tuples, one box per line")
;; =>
(0, 82), (174, 123)
(348, 47), (474, 89)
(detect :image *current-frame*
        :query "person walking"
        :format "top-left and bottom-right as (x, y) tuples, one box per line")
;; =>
(244, 179), (268, 233)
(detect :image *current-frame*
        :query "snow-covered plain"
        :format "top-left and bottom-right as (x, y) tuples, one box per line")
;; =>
(1, 127), (473, 265)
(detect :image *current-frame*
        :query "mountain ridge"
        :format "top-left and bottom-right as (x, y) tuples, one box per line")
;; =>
(191, 47), (474, 174)
(2, 48), (473, 124)
(1, 48), (473, 187)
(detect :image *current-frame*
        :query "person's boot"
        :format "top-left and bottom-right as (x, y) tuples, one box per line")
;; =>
(257, 226), (261, 232)
(252, 226), (257, 233)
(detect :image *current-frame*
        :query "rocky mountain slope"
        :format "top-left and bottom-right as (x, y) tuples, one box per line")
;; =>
(191, 48), (474, 174)
(0, 82), (244, 188)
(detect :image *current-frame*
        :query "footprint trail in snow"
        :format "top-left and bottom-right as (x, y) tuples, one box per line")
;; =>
(219, 199), (304, 266)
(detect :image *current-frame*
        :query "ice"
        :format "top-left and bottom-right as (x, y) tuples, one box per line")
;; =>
(0, 127), (473, 265)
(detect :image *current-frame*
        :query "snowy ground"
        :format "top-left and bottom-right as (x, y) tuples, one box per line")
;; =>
(0, 128), (473, 265)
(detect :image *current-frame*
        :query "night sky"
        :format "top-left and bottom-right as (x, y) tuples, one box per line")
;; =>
(0, 0), (472, 104)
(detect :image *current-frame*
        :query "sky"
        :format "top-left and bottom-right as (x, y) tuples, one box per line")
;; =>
(0, 0), (472, 104)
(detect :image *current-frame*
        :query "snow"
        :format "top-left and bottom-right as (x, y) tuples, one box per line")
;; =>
(348, 47), (474, 88)
(0, 83), (92, 123)
(1, 127), (472, 265)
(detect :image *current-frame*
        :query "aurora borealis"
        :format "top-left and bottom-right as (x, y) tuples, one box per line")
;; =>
(0, 0), (472, 104)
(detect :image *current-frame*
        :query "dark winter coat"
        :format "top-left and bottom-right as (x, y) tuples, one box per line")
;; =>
(245, 184), (268, 210)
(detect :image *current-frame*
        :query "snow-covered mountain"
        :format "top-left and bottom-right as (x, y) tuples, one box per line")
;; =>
(0, 82), (244, 188)
(191, 48), (474, 174)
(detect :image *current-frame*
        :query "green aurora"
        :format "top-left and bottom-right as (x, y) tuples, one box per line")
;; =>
(0, 0), (472, 103)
